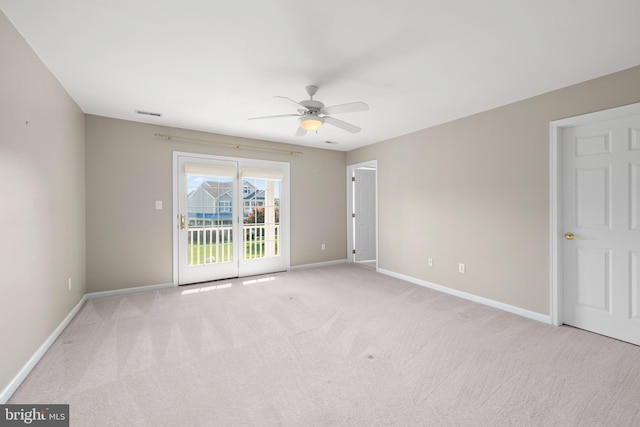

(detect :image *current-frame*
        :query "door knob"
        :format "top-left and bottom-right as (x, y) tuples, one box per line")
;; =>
(564, 232), (575, 240)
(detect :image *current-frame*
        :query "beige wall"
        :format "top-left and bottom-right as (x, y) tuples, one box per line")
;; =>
(85, 116), (347, 292)
(347, 66), (640, 315)
(2, 0), (638, 400)
(0, 12), (85, 395)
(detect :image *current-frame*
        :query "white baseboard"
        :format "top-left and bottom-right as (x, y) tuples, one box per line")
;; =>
(378, 268), (552, 324)
(0, 295), (86, 404)
(289, 259), (348, 270)
(85, 282), (174, 300)
(1, 281), (175, 403)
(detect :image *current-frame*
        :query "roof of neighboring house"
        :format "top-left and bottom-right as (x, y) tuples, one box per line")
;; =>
(202, 180), (233, 199)
(189, 180), (265, 201)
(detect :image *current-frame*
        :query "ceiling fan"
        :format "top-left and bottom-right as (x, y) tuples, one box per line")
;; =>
(249, 85), (369, 136)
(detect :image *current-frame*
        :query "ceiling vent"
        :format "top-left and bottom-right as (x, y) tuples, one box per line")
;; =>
(135, 109), (162, 117)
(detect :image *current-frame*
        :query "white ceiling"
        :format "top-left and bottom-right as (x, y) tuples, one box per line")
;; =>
(2, 1), (640, 151)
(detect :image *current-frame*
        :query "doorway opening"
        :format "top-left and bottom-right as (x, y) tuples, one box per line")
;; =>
(347, 160), (378, 269)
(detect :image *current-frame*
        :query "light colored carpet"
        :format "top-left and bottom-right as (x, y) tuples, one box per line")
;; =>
(356, 261), (376, 270)
(9, 264), (640, 426)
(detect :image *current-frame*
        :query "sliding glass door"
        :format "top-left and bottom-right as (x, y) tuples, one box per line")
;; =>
(175, 153), (289, 285)
(239, 168), (286, 277)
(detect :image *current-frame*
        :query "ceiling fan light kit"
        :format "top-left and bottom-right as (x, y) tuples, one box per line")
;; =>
(299, 115), (324, 131)
(249, 85), (369, 136)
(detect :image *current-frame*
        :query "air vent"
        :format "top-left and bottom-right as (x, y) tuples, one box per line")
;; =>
(135, 109), (162, 117)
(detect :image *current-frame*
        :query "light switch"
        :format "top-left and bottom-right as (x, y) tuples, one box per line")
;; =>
(155, 200), (163, 210)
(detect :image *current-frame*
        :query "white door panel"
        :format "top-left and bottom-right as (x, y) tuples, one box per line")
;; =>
(632, 252), (640, 320)
(354, 168), (376, 262)
(562, 113), (640, 345)
(575, 166), (611, 229)
(575, 246), (610, 311)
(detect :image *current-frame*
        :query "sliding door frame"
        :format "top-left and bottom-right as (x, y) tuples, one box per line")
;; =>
(172, 151), (290, 286)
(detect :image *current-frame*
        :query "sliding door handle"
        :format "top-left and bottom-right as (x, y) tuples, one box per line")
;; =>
(180, 214), (186, 230)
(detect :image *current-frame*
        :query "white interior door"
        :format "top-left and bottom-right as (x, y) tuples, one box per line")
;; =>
(561, 112), (640, 345)
(354, 168), (376, 262)
(175, 154), (290, 285)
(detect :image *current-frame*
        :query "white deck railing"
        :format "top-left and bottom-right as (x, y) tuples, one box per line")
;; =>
(188, 224), (279, 265)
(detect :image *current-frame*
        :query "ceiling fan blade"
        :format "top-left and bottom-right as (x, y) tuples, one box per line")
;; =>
(295, 125), (307, 137)
(248, 113), (300, 121)
(322, 101), (369, 115)
(274, 96), (307, 110)
(324, 116), (361, 133)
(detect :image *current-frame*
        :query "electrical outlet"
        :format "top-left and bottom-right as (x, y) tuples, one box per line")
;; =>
(458, 263), (465, 274)
(67, 277), (72, 291)
(428, 258), (433, 267)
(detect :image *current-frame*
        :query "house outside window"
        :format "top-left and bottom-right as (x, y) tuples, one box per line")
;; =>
(188, 179), (265, 227)
(244, 200), (265, 212)
(219, 200), (231, 213)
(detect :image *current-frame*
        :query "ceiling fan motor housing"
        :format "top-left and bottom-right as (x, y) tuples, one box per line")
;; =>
(298, 99), (324, 114)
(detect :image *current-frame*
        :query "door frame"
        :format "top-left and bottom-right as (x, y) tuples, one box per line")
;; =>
(549, 102), (640, 326)
(172, 151), (290, 286)
(347, 160), (378, 267)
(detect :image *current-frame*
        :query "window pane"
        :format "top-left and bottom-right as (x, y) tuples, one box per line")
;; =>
(242, 177), (280, 260)
(187, 175), (233, 265)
